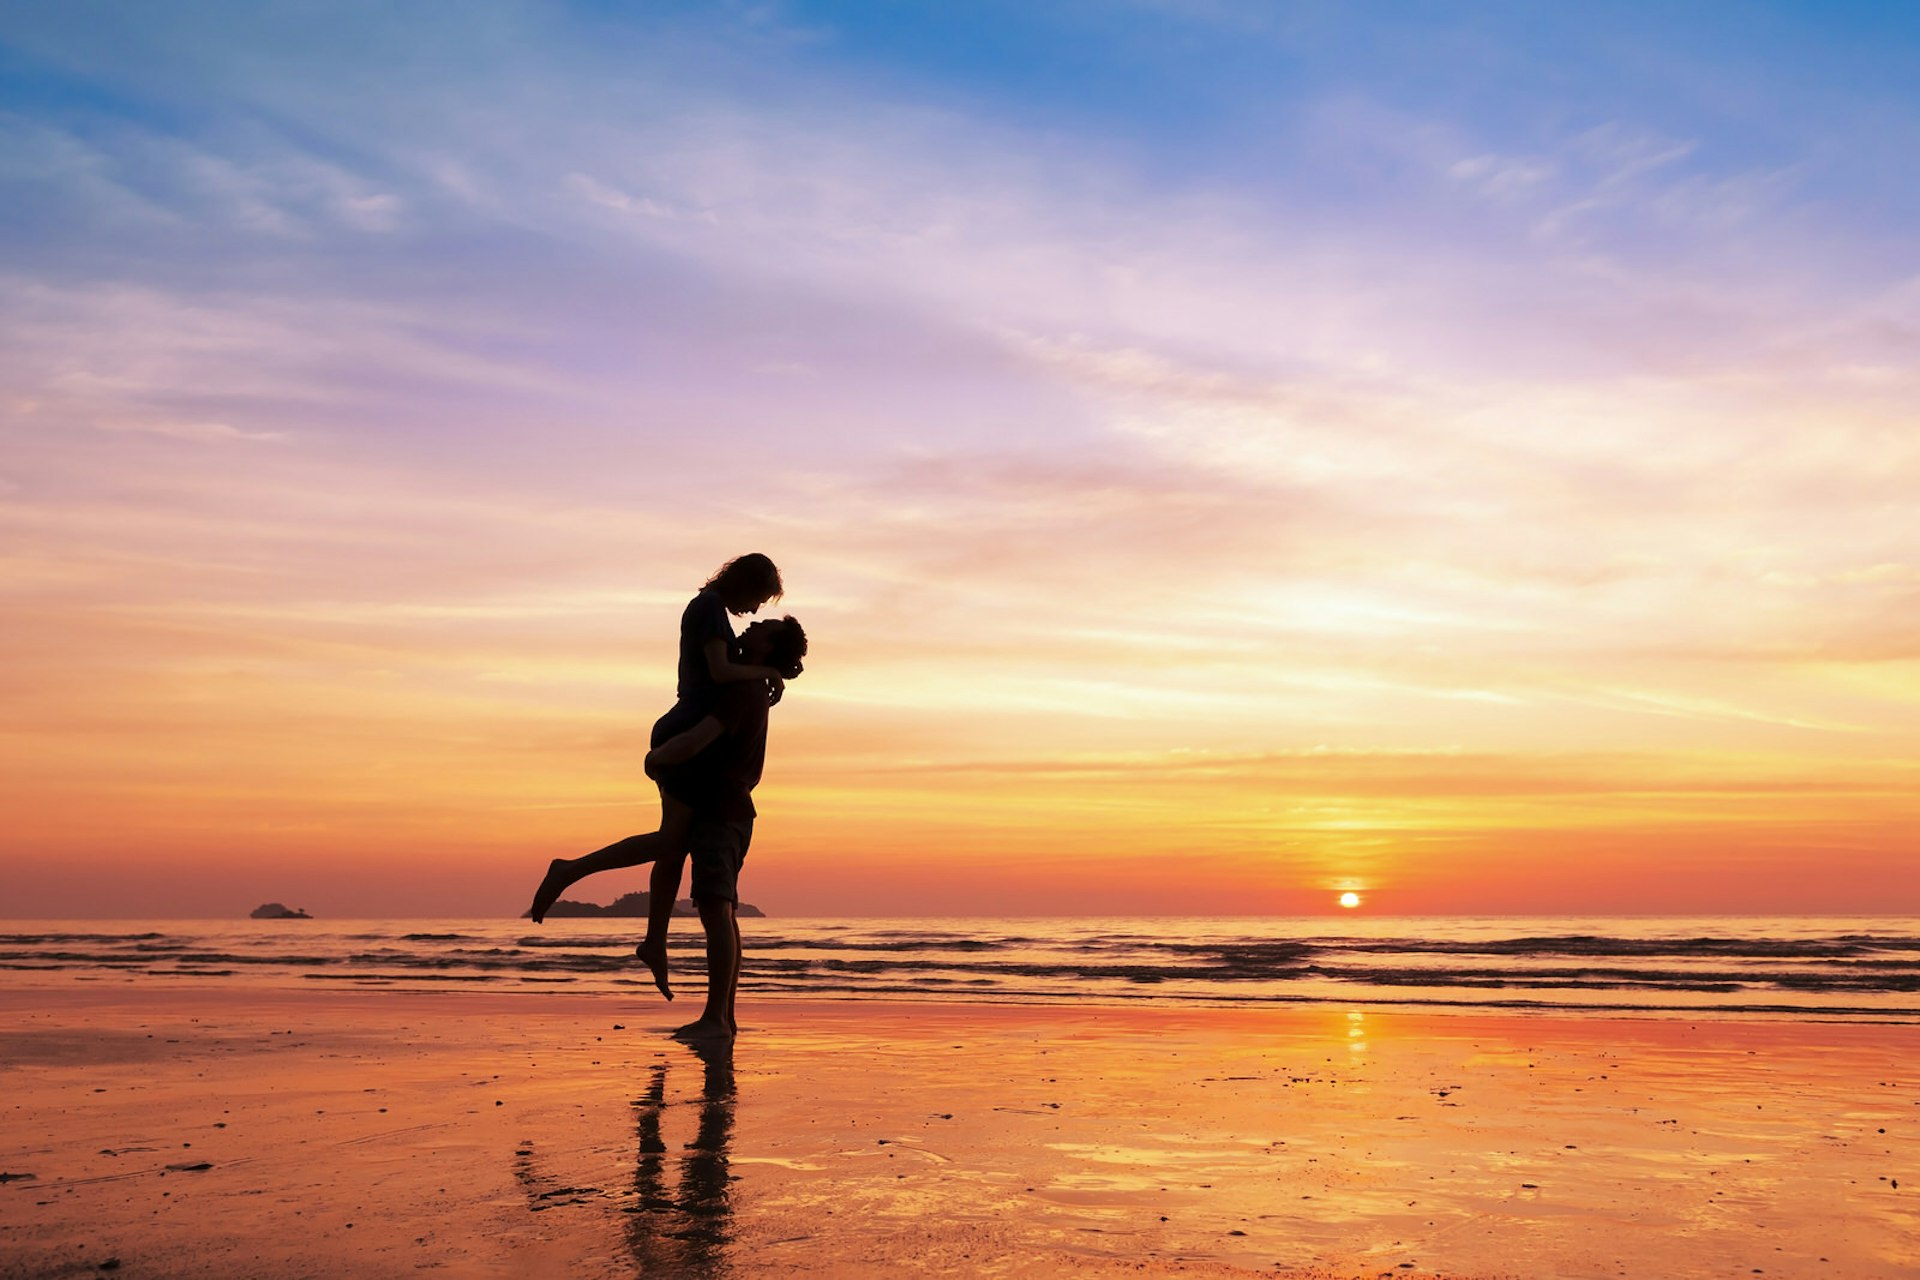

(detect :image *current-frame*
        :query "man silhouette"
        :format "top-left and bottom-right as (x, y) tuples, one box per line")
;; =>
(643, 615), (806, 1041)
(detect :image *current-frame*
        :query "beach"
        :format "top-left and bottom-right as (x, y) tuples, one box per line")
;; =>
(2, 984), (1914, 1278)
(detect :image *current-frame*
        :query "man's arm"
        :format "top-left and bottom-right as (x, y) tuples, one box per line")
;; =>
(703, 637), (786, 705)
(644, 715), (724, 776)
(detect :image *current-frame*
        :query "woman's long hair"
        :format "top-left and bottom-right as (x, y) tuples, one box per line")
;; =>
(704, 553), (783, 605)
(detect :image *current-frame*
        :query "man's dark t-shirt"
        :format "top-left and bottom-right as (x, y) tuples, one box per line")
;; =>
(658, 680), (768, 823)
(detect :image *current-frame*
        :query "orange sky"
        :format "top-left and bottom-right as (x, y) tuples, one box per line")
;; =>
(3, 4), (1916, 916)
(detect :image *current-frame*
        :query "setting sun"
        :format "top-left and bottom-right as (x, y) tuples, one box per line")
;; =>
(1339, 892), (1362, 909)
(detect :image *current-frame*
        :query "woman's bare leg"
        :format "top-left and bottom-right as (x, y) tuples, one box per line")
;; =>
(636, 852), (687, 1000)
(528, 793), (694, 923)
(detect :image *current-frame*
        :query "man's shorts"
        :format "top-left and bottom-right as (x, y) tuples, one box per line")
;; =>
(687, 815), (753, 906)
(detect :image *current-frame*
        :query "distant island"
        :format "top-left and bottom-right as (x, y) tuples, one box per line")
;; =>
(528, 891), (764, 919)
(249, 902), (312, 919)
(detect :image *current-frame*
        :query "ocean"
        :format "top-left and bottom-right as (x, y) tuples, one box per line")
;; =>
(3, 916), (1916, 1019)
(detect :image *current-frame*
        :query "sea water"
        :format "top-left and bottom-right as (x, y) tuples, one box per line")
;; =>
(3, 916), (1916, 1019)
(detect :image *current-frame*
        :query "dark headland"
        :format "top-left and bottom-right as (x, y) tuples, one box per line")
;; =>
(529, 890), (764, 919)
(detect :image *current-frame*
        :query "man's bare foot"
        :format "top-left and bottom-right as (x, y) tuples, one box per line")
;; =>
(527, 858), (573, 924)
(635, 938), (674, 1001)
(671, 1018), (734, 1043)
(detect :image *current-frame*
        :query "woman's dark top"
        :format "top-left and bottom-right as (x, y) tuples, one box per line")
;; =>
(677, 588), (734, 701)
(652, 589), (735, 748)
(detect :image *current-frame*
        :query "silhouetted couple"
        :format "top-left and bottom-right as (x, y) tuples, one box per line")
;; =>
(528, 554), (807, 1042)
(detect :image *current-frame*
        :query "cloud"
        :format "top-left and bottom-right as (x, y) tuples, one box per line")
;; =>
(564, 173), (687, 222)
(94, 417), (285, 443)
(846, 744), (1916, 798)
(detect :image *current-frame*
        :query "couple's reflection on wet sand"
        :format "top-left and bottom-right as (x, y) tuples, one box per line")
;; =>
(627, 1037), (737, 1274)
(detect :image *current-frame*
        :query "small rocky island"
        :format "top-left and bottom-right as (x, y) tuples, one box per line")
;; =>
(530, 891), (763, 919)
(249, 902), (313, 920)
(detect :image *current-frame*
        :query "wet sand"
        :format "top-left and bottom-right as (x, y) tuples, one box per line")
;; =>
(1, 985), (1914, 1278)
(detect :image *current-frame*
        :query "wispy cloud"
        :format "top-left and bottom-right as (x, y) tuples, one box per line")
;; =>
(93, 417), (286, 443)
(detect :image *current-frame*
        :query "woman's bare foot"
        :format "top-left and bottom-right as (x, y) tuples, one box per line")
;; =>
(635, 938), (674, 1001)
(671, 1018), (733, 1043)
(527, 858), (574, 924)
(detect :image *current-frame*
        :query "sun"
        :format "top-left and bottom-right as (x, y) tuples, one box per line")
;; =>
(1338, 891), (1362, 909)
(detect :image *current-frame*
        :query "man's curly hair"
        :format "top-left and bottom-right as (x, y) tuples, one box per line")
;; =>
(766, 616), (808, 679)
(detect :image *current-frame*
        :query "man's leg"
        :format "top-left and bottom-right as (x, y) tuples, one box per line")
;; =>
(671, 816), (748, 1042)
(673, 897), (737, 1042)
(724, 912), (742, 1034)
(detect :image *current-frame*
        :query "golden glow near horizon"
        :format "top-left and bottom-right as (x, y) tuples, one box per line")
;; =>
(3, 5), (1918, 918)
(1339, 892), (1363, 910)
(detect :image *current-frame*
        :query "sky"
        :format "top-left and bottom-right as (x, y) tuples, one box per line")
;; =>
(2, 1), (1916, 918)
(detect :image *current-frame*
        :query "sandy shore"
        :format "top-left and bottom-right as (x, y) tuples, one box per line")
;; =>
(1, 985), (1914, 1279)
